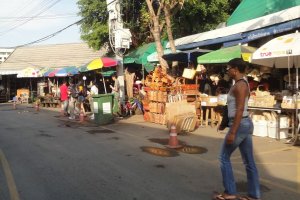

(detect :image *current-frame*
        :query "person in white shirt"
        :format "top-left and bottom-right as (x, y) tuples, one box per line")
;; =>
(88, 81), (98, 120)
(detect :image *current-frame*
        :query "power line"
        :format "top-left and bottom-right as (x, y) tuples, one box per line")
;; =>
(0, 0), (55, 29)
(0, 14), (77, 22)
(0, 0), (62, 36)
(9, 19), (83, 49)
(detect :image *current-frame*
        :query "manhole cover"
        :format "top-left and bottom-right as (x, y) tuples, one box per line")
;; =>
(86, 129), (115, 134)
(140, 146), (179, 157)
(176, 146), (208, 154)
(148, 138), (186, 146)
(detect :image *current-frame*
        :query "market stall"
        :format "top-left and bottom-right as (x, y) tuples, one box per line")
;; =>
(251, 32), (300, 145)
(142, 66), (199, 133)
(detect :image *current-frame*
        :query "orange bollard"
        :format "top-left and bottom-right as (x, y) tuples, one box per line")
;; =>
(79, 108), (85, 122)
(166, 124), (182, 149)
(35, 102), (40, 112)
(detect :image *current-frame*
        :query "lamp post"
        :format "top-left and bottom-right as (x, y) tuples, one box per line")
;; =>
(83, 76), (87, 86)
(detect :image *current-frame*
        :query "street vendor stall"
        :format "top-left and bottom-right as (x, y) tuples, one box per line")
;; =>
(251, 32), (300, 145)
(142, 66), (199, 133)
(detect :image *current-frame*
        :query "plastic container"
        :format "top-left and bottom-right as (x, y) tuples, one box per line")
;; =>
(92, 94), (114, 125)
(253, 119), (268, 137)
(267, 116), (289, 139)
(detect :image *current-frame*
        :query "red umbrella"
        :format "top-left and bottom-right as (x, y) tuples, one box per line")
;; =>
(101, 57), (118, 67)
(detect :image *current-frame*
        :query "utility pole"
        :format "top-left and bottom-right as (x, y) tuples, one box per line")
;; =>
(106, 0), (132, 103)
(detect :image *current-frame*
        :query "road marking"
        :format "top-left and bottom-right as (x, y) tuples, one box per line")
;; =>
(0, 149), (20, 200)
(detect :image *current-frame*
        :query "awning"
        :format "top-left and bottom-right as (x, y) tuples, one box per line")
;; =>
(167, 5), (300, 49)
(176, 33), (241, 50)
(223, 18), (300, 47)
(147, 49), (180, 62)
(242, 18), (300, 43)
(227, 0), (300, 26)
(197, 45), (256, 64)
(0, 70), (20, 75)
(162, 49), (211, 63)
(124, 41), (167, 72)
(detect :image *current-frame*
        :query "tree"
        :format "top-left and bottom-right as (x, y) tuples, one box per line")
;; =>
(77, 0), (146, 50)
(77, 0), (109, 50)
(77, 0), (241, 54)
(145, 0), (168, 70)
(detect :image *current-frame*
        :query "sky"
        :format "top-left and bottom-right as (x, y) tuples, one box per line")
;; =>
(0, 0), (83, 48)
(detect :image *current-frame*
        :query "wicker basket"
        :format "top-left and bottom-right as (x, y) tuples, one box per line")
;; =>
(248, 95), (275, 108)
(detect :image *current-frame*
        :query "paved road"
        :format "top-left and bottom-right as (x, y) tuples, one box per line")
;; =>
(0, 103), (299, 200)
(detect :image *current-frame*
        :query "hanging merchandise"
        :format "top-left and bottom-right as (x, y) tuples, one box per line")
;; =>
(182, 68), (196, 79)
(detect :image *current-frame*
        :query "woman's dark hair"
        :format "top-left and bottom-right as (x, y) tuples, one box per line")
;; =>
(228, 58), (247, 73)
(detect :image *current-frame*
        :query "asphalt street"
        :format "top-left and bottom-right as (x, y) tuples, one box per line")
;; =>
(0, 103), (299, 200)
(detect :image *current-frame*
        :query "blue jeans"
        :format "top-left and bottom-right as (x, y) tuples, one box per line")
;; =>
(219, 117), (260, 199)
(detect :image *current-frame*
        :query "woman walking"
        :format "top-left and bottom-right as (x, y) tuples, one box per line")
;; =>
(214, 58), (261, 200)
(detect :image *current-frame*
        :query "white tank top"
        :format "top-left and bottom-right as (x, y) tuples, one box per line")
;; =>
(227, 78), (250, 118)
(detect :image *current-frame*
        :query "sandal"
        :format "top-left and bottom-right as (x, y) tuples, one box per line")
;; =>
(212, 191), (239, 200)
(239, 196), (260, 200)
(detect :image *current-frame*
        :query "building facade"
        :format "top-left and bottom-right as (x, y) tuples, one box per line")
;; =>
(0, 48), (14, 63)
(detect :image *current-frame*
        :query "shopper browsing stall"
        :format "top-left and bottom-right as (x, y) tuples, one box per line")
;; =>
(68, 81), (79, 120)
(110, 74), (121, 115)
(59, 80), (69, 116)
(88, 81), (98, 120)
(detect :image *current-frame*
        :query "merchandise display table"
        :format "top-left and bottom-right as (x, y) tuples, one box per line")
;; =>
(248, 106), (298, 144)
(199, 105), (223, 127)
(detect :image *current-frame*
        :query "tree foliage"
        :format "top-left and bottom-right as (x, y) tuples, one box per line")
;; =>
(77, 0), (241, 50)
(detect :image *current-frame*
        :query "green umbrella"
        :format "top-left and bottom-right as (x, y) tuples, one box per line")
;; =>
(197, 45), (257, 64)
(124, 40), (168, 72)
(77, 65), (89, 72)
(101, 70), (116, 77)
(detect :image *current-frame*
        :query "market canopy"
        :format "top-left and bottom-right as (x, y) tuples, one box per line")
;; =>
(162, 49), (211, 64)
(17, 67), (40, 78)
(251, 32), (300, 88)
(147, 49), (180, 62)
(54, 66), (79, 77)
(124, 41), (167, 72)
(101, 70), (116, 77)
(42, 68), (55, 77)
(78, 57), (118, 72)
(197, 45), (257, 64)
(227, 0), (300, 26)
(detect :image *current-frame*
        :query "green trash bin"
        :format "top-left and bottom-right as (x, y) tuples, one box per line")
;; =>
(92, 94), (114, 125)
